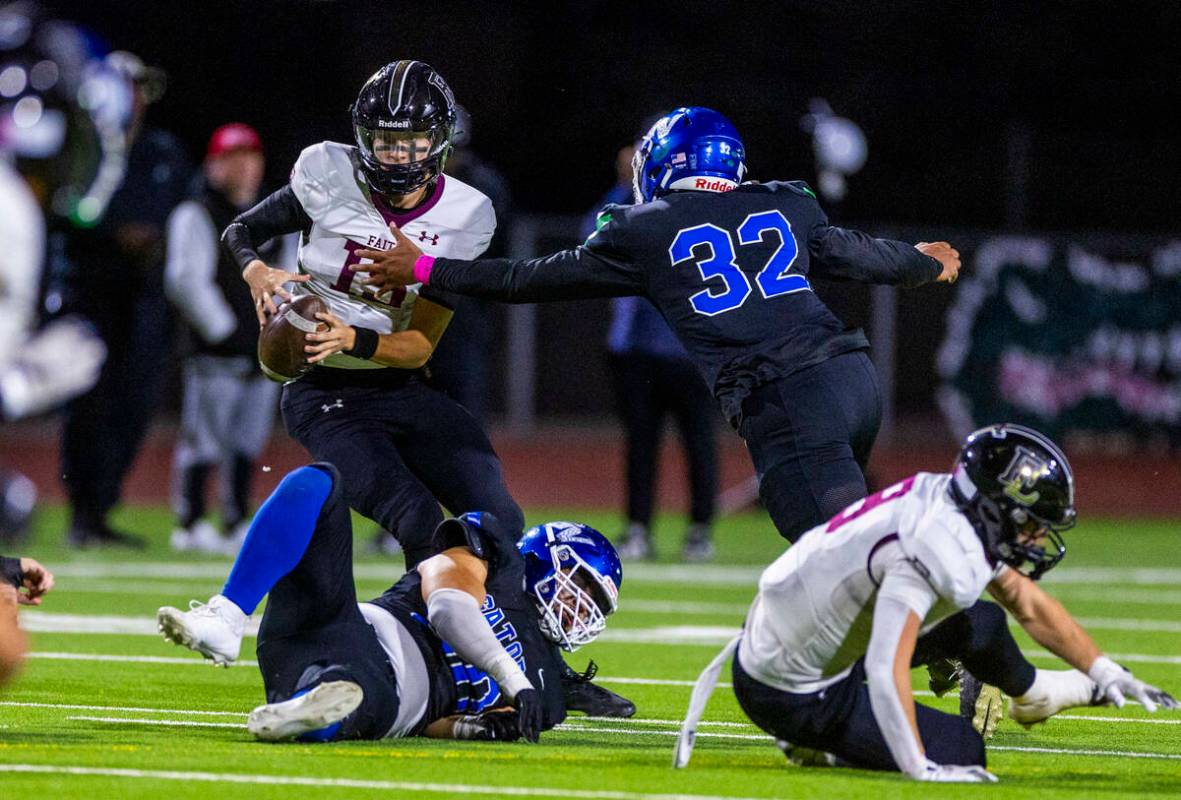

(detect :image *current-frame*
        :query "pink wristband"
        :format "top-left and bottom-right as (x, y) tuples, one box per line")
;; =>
(413, 254), (437, 285)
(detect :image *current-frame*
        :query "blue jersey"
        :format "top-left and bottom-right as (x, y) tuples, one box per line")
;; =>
(427, 181), (941, 426)
(369, 520), (566, 731)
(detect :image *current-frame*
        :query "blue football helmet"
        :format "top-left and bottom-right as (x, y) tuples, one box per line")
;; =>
(518, 521), (622, 651)
(631, 107), (746, 203)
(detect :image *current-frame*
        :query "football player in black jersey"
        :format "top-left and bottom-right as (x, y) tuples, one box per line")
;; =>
(360, 107), (962, 544)
(156, 463), (623, 743)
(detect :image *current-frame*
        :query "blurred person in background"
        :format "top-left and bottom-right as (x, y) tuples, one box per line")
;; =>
(581, 133), (718, 563)
(49, 49), (192, 549)
(164, 123), (291, 555)
(1, 552), (54, 687)
(0, 2), (129, 542)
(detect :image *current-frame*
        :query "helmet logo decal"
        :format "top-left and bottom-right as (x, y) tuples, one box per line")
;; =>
(999, 446), (1048, 507)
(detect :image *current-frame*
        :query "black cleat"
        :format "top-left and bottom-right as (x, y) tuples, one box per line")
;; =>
(959, 671), (1002, 741)
(67, 524), (147, 549)
(927, 657), (963, 697)
(561, 660), (636, 718)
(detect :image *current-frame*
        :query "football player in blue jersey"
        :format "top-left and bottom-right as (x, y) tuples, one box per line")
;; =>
(359, 107), (962, 544)
(157, 462), (622, 743)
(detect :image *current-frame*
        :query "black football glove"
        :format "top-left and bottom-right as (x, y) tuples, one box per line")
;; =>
(476, 710), (522, 742)
(513, 688), (542, 743)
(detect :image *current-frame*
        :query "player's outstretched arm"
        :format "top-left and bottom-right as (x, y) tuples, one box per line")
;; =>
(808, 226), (960, 286)
(988, 569), (1178, 711)
(419, 547), (542, 742)
(359, 222), (643, 304)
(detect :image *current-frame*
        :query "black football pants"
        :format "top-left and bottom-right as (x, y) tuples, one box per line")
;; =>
(738, 350), (881, 542)
(281, 373), (523, 570)
(254, 463), (399, 740)
(732, 600), (1036, 772)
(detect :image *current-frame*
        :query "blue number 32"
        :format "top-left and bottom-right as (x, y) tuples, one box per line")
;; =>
(668, 209), (809, 317)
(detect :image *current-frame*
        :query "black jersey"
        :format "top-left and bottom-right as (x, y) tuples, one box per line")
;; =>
(427, 181), (941, 426)
(367, 520), (567, 732)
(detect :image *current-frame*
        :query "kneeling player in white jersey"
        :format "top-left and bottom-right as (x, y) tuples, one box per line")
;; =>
(222, 60), (635, 718)
(675, 424), (1177, 782)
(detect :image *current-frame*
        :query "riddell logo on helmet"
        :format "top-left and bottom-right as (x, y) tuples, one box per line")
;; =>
(694, 178), (736, 191)
(377, 119), (411, 129)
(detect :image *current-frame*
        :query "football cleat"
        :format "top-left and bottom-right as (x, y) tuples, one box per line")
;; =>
(681, 524), (715, 563)
(1009, 668), (1100, 727)
(927, 657), (963, 697)
(776, 738), (844, 768)
(247, 681), (363, 742)
(616, 523), (654, 562)
(959, 672), (1003, 741)
(170, 520), (226, 554)
(157, 595), (246, 667)
(561, 660), (636, 718)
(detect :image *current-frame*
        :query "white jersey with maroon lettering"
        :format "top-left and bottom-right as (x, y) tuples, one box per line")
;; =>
(738, 472), (1004, 694)
(288, 141), (495, 369)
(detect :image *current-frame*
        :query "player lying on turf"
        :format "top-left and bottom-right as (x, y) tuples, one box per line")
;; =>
(1, 554), (54, 686)
(156, 462), (621, 742)
(673, 423), (1178, 782)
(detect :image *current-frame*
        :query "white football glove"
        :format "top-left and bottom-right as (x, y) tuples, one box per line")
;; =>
(0, 316), (106, 420)
(1089, 656), (1180, 712)
(916, 759), (998, 783)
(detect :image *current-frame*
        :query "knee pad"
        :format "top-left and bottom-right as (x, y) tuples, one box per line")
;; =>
(759, 464), (821, 543)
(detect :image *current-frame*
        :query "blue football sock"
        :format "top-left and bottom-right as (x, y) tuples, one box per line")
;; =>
(221, 465), (333, 614)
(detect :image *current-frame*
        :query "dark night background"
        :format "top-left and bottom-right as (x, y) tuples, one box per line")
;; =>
(46, 1), (1181, 423)
(60, 0), (1181, 232)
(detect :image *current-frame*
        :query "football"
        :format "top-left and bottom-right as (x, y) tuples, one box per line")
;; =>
(257, 294), (328, 382)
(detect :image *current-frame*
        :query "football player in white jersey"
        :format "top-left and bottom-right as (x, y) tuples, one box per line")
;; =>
(222, 60), (636, 719)
(675, 424), (1177, 782)
(223, 60), (519, 569)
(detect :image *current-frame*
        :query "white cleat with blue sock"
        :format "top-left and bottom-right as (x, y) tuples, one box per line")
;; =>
(247, 681), (364, 741)
(157, 594), (247, 667)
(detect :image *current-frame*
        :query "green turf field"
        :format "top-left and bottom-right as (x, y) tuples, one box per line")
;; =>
(2, 505), (1179, 798)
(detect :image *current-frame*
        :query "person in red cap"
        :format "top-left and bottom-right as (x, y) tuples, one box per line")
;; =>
(163, 123), (295, 554)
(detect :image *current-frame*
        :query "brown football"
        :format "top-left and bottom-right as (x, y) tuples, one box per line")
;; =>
(257, 295), (329, 382)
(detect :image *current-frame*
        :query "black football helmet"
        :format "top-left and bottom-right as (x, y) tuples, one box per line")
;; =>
(949, 423), (1077, 580)
(0, 2), (132, 225)
(349, 60), (456, 195)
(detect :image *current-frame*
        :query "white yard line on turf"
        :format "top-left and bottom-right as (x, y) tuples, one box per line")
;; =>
(22, 612), (1181, 642)
(26, 651), (259, 667)
(23, 700), (1169, 730)
(68, 715), (245, 729)
(2, 701), (243, 716)
(48, 562), (1181, 587)
(57, 717), (1181, 759)
(0, 764), (784, 800)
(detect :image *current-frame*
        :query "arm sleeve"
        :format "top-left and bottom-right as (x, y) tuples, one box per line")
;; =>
(428, 215), (644, 303)
(864, 566), (939, 778)
(1, 556), (21, 589)
(426, 588), (532, 700)
(164, 203), (236, 344)
(221, 185), (312, 271)
(808, 226), (942, 287)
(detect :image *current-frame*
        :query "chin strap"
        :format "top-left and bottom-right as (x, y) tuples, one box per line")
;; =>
(673, 634), (741, 769)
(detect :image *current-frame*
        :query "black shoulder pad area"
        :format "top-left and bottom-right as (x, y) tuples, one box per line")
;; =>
(431, 512), (507, 563)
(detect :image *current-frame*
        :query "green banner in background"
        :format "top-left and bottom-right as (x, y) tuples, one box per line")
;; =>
(937, 236), (1181, 447)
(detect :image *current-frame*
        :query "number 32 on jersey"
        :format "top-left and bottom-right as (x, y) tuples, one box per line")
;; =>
(669, 209), (808, 316)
